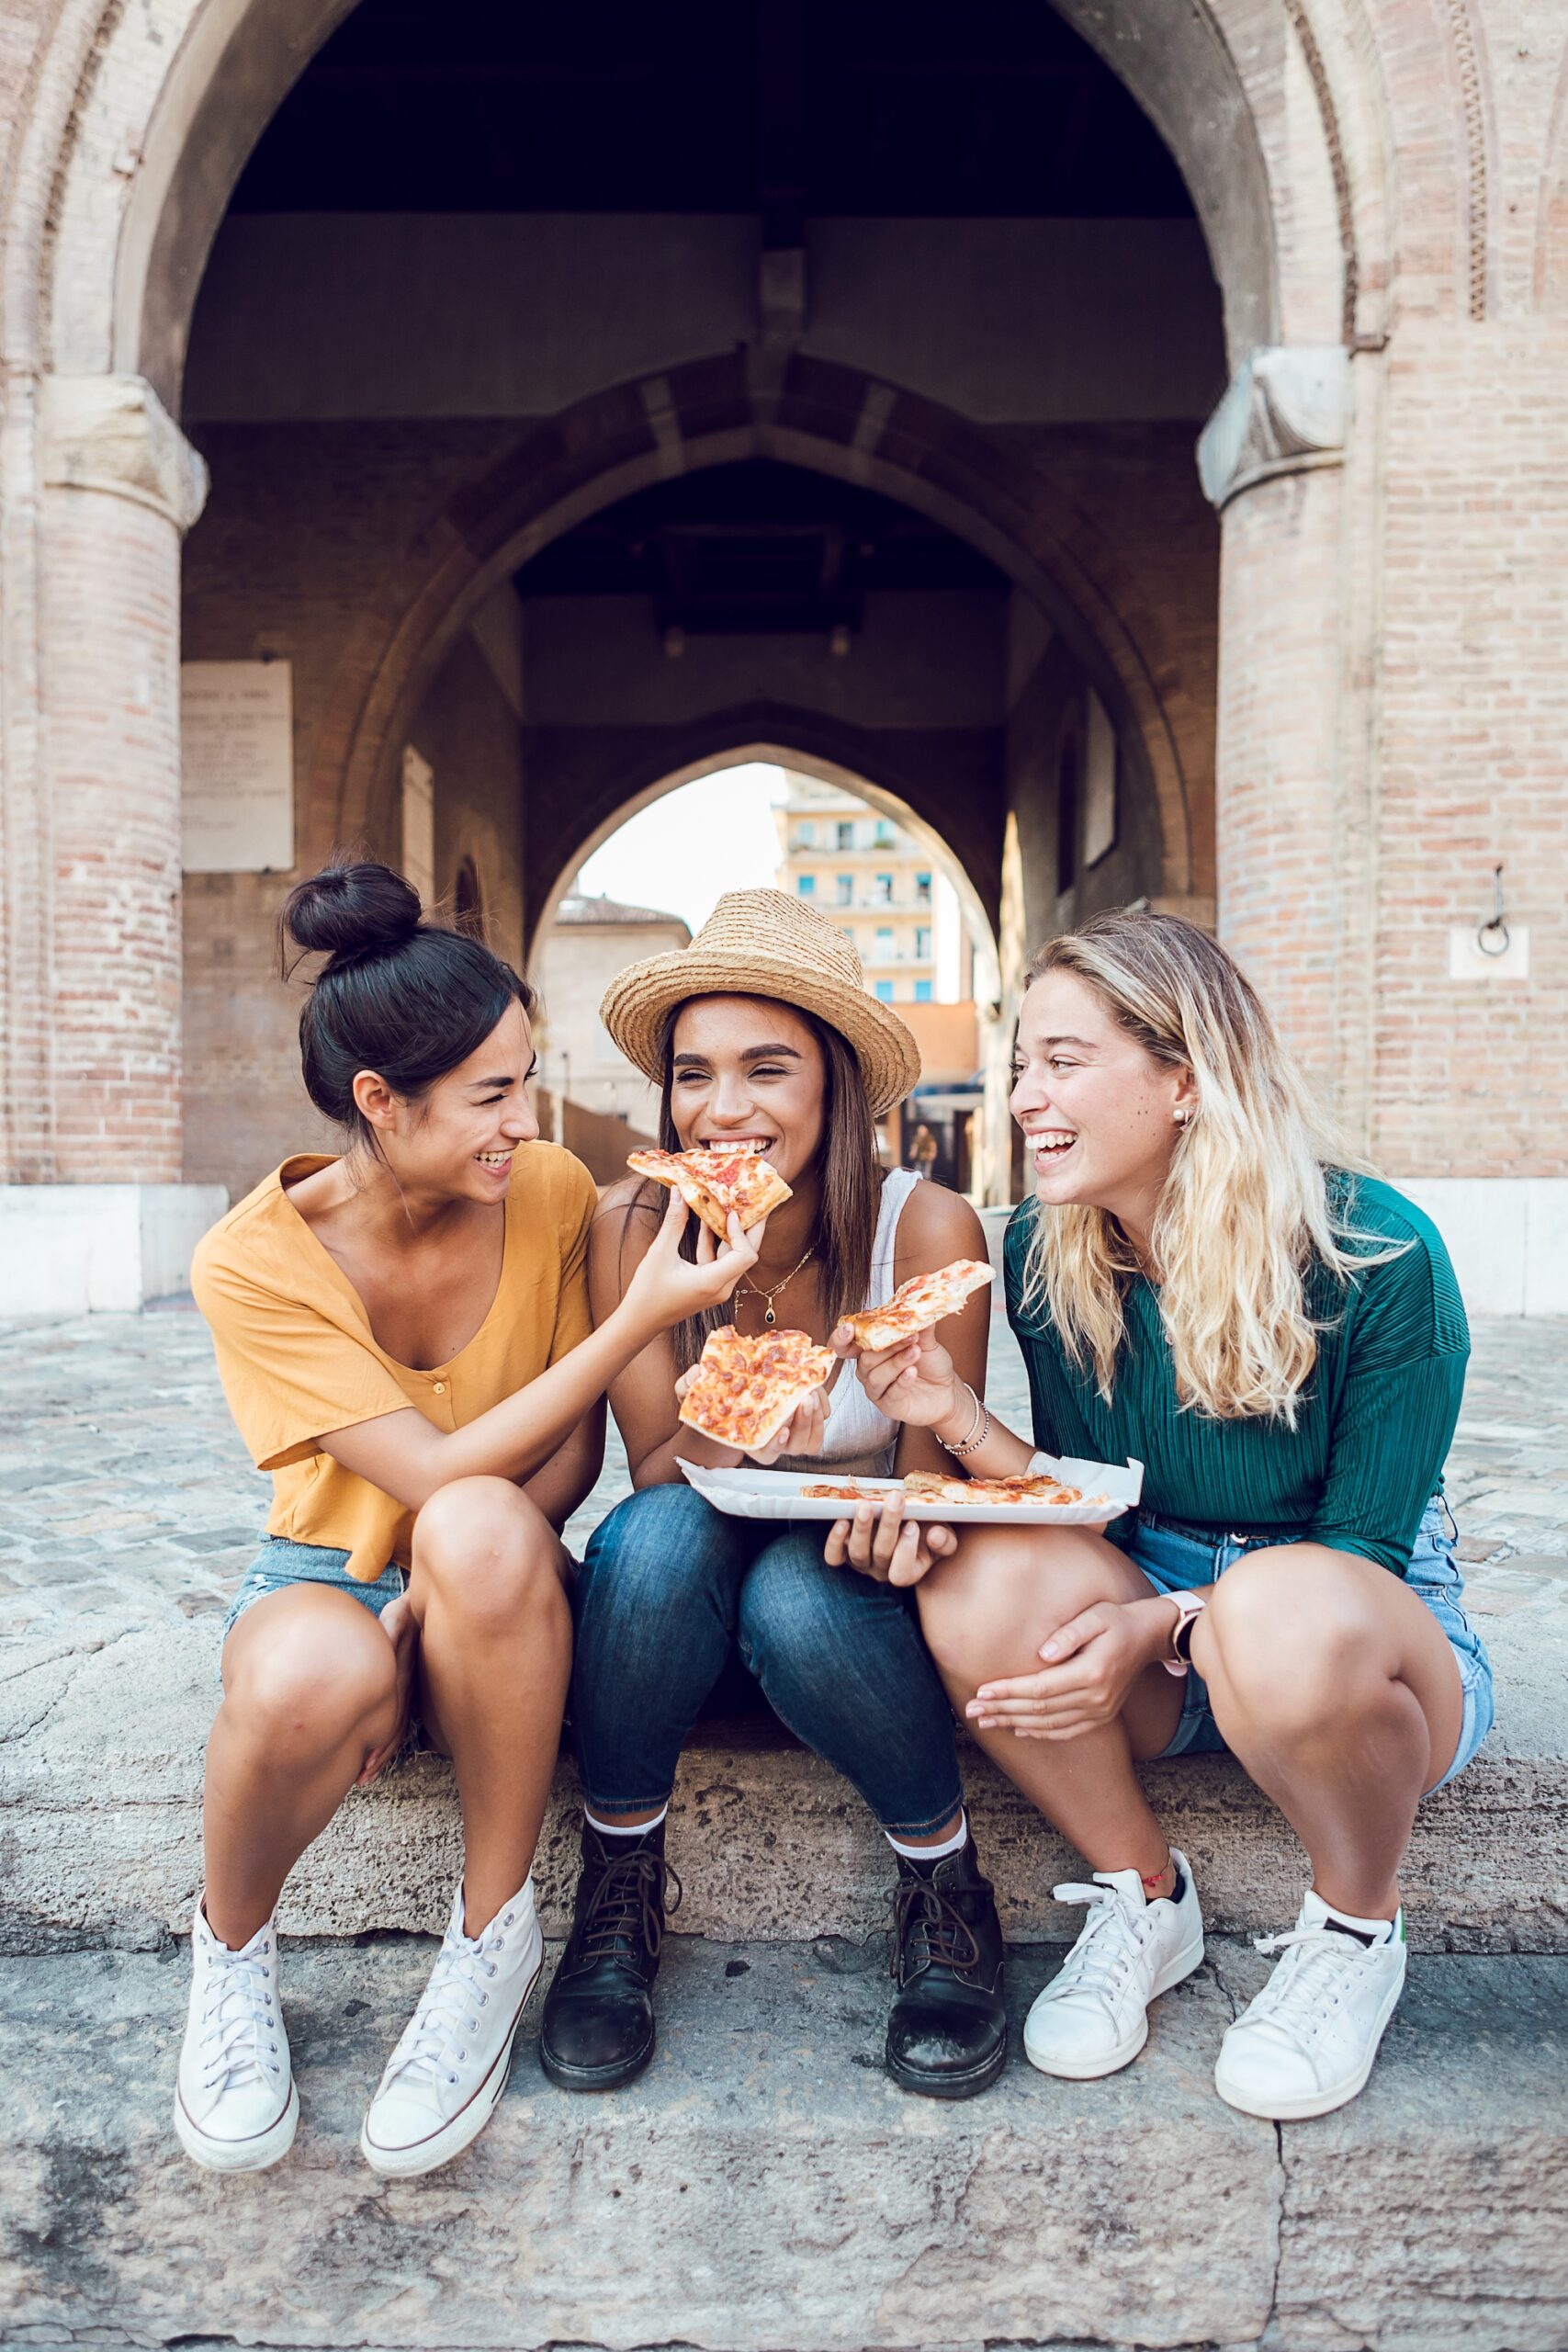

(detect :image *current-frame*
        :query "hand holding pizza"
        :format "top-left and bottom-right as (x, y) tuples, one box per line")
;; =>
(835, 1322), (967, 1434)
(623, 1185), (764, 1335)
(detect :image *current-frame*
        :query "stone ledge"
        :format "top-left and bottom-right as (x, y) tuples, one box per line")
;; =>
(1, 1940), (1564, 2350)
(1, 1611), (1563, 1953)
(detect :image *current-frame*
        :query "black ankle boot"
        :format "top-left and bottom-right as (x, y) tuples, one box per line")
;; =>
(538, 1819), (680, 2092)
(885, 1836), (1008, 2098)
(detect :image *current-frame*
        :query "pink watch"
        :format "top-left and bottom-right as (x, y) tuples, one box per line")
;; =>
(1159, 1590), (1207, 1677)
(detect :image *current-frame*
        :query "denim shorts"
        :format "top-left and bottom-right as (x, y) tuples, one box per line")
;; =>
(219, 1536), (406, 1682)
(1129, 1497), (1495, 1792)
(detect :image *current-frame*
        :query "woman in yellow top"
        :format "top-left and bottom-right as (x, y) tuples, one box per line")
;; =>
(185, 860), (756, 2183)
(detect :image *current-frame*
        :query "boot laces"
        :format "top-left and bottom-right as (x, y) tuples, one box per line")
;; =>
(892, 1874), (981, 1981)
(197, 1938), (281, 2094)
(573, 1849), (682, 1972)
(385, 1910), (514, 2092)
(1050, 1881), (1155, 2003)
(1247, 1922), (1371, 2037)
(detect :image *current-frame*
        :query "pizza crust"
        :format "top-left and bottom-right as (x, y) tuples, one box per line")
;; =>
(840, 1257), (994, 1352)
(627, 1145), (793, 1239)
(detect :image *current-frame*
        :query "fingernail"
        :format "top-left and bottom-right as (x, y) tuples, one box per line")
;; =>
(1040, 1642), (1058, 1660)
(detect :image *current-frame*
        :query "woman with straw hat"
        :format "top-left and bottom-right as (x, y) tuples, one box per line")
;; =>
(537, 888), (1009, 2101)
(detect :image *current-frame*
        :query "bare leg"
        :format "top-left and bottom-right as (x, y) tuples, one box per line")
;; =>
(205, 1587), (400, 1947)
(916, 1527), (1186, 1887)
(1194, 1544), (1464, 1920)
(408, 1476), (572, 1934)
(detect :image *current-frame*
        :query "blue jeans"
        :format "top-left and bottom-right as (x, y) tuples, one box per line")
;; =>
(570, 1483), (963, 1838)
(1130, 1498), (1495, 1791)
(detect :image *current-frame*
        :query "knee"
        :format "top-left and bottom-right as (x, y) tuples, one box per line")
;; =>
(737, 1540), (844, 1678)
(1202, 1549), (1384, 1727)
(917, 1533), (1126, 1681)
(414, 1476), (563, 1638)
(226, 1626), (395, 1764)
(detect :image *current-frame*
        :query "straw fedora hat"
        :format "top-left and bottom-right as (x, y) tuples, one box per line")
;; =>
(600, 888), (922, 1119)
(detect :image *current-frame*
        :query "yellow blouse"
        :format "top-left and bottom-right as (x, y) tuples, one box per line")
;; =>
(192, 1145), (597, 1581)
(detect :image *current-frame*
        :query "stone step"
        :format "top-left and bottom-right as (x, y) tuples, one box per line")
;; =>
(3, 1937), (1565, 2351)
(2, 1606), (1564, 1954)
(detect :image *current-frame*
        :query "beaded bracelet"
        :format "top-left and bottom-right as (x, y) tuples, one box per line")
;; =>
(943, 1383), (992, 1459)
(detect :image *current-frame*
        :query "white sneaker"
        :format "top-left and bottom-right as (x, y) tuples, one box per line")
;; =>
(175, 1906), (298, 2172)
(360, 1876), (543, 2177)
(1214, 1889), (1406, 2120)
(1024, 1850), (1204, 2080)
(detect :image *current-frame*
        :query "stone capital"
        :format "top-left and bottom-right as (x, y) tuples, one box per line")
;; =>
(40, 373), (209, 533)
(1197, 346), (1349, 511)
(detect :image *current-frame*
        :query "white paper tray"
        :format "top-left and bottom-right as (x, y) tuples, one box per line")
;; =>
(675, 1452), (1143, 1527)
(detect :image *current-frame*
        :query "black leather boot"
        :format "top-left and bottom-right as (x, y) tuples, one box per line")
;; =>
(538, 1819), (680, 2091)
(885, 1835), (1008, 2098)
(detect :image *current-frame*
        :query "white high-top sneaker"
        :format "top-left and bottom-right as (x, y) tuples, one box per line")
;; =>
(360, 1875), (543, 2178)
(1214, 1889), (1407, 2120)
(1024, 1850), (1205, 2080)
(175, 1906), (298, 2173)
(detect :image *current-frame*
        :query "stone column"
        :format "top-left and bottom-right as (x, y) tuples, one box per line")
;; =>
(0, 375), (225, 1313)
(1199, 346), (1364, 1124)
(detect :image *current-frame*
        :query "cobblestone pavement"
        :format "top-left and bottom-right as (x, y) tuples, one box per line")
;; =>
(1, 1301), (1564, 1643)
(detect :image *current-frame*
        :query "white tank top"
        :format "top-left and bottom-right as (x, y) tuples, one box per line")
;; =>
(773, 1168), (921, 1481)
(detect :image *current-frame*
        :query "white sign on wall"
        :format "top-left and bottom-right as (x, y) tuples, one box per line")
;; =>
(1083, 687), (1118, 869)
(401, 745), (435, 910)
(181, 661), (294, 873)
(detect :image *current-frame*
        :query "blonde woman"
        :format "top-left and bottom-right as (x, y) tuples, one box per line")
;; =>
(835, 909), (1492, 2121)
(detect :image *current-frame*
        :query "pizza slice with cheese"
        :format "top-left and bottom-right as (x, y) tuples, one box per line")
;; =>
(626, 1143), (792, 1239)
(839, 1257), (994, 1352)
(904, 1470), (1095, 1508)
(677, 1324), (837, 1453)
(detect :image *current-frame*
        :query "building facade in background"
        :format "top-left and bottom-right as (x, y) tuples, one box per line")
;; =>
(536, 896), (690, 1131)
(774, 773), (974, 1011)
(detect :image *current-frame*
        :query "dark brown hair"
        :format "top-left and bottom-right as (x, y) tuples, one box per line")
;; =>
(281, 857), (533, 1146)
(629, 1001), (881, 1372)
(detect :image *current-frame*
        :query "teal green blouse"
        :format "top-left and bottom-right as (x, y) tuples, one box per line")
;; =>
(1004, 1174), (1469, 1577)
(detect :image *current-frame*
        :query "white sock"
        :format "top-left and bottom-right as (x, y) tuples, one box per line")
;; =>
(886, 1814), (968, 1863)
(586, 1804), (668, 1839)
(1320, 1896), (1402, 1946)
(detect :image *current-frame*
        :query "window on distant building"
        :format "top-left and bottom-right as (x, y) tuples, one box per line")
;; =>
(874, 979), (895, 1003)
(873, 872), (893, 903)
(796, 820), (815, 848)
(874, 819), (894, 845)
(836, 820), (853, 850)
(914, 978), (932, 1003)
(875, 926), (895, 959)
(915, 926), (931, 960)
(836, 873), (853, 905)
(915, 871), (932, 905)
(796, 874), (816, 897)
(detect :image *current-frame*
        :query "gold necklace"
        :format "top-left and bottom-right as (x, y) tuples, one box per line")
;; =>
(737, 1244), (816, 1327)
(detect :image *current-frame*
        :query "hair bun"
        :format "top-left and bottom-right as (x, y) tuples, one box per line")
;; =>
(284, 860), (422, 962)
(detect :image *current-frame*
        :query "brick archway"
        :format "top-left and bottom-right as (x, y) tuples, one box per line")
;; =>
(306, 352), (1206, 926)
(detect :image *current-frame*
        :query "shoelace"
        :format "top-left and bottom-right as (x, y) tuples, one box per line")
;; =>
(383, 1911), (516, 2093)
(891, 1874), (982, 1981)
(197, 1940), (281, 2093)
(571, 1849), (682, 1973)
(1246, 1923), (1374, 2037)
(1049, 1882), (1155, 2003)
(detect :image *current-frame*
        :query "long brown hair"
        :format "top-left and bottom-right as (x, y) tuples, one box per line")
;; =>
(1016, 909), (1394, 1421)
(632, 1000), (881, 1372)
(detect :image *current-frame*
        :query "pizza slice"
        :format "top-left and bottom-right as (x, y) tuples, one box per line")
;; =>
(901, 1469), (1094, 1508)
(839, 1257), (995, 1352)
(801, 1481), (888, 1502)
(677, 1325), (837, 1453)
(626, 1143), (792, 1239)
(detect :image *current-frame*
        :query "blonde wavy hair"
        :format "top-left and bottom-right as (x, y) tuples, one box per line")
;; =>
(1017, 909), (1393, 1424)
